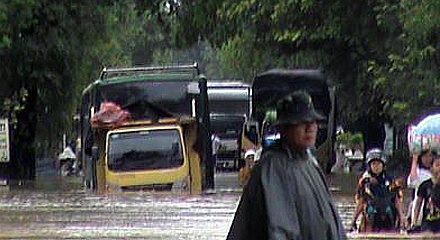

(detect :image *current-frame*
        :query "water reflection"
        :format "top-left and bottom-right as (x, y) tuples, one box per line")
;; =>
(0, 173), (388, 239)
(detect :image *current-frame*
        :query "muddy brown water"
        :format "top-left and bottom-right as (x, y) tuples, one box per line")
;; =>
(0, 173), (437, 239)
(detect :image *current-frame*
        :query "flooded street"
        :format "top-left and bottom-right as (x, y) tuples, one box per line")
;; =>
(0, 173), (360, 239)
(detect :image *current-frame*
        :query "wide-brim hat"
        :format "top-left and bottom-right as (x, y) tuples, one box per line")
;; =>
(274, 91), (326, 126)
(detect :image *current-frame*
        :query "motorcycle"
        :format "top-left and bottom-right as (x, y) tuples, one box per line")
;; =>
(58, 146), (77, 176)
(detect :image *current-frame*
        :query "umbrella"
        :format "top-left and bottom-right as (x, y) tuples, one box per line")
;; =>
(411, 114), (440, 152)
(413, 113), (440, 136)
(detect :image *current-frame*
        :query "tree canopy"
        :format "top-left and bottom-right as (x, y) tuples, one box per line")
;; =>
(173, 0), (439, 129)
(0, 0), (438, 178)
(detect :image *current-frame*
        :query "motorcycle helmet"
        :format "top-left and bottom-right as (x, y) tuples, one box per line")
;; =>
(366, 148), (386, 166)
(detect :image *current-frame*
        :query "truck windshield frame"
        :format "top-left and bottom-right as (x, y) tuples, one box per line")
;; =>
(107, 129), (184, 172)
(99, 78), (194, 120)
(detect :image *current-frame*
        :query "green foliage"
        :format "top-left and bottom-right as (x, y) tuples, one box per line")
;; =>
(0, 0), (438, 178)
(218, 33), (267, 81)
(173, 0), (439, 135)
(336, 132), (363, 149)
(366, 0), (440, 129)
(1, 88), (28, 126)
(0, 0), (147, 163)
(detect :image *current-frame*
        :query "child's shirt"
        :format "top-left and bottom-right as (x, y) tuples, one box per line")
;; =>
(356, 171), (396, 202)
(417, 179), (440, 232)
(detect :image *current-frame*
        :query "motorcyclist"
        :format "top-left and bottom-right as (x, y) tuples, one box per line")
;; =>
(58, 144), (76, 176)
(350, 148), (406, 232)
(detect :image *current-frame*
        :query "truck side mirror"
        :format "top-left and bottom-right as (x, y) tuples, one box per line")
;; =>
(91, 145), (99, 162)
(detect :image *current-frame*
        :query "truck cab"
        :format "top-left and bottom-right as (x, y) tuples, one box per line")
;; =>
(210, 114), (246, 170)
(207, 81), (251, 170)
(105, 120), (191, 191)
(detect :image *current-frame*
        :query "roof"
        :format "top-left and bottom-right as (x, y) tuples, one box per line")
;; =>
(253, 69), (328, 94)
(207, 80), (250, 88)
(80, 65), (202, 121)
(82, 63), (199, 94)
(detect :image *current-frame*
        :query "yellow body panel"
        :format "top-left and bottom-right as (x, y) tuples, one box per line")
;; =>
(101, 122), (201, 192)
(95, 129), (108, 193)
(184, 121), (202, 193)
(106, 165), (189, 188)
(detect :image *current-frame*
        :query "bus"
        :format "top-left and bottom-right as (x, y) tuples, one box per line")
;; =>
(207, 81), (252, 170)
(251, 69), (336, 172)
(79, 63), (213, 192)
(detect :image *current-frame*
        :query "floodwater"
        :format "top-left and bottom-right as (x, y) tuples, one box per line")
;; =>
(0, 176), (238, 239)
(0, 172), (434, 240)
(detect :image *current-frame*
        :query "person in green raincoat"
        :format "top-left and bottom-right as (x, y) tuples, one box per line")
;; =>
(227, 91), (347, 240)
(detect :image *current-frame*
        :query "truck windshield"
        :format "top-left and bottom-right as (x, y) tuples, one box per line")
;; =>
(108, 129), (183, 172)
(100, 80), (193, 120)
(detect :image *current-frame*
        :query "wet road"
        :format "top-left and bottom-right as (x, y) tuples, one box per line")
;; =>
(0, 173), (357, 239)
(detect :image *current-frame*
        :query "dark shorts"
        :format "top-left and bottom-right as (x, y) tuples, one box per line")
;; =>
(422, 220), (440, 233)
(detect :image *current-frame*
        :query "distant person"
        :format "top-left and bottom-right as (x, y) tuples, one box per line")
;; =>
(73, 138), (83, 176)
(350, 148), (405, 232)
(227, 91), (346, 240)
(412, 153), (440, 233)
(58, 144), (76, 176)
(238, 149), (256, 187)
(407, 149), (433, 230)
(211, 133), (221, 170)
(331, 148), (346, 173)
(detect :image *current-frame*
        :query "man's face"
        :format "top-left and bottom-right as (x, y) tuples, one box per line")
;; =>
(284, 121), (318, 150)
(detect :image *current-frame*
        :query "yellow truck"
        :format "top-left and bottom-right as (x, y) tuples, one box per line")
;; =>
(79, 63), (213, 193)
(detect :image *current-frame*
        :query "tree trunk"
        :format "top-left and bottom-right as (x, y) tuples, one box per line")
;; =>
(9, 86), (37, 180)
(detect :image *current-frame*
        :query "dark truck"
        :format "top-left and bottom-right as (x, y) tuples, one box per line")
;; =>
(207, 81), (252, 171)
(252, 69), (336, 172)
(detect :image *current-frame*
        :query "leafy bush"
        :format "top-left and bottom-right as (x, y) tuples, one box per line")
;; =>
(336, 132), (364, 149)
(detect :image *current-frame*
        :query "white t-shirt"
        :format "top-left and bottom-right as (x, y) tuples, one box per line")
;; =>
(407, 167), (431, 225)
(407, 167), (432, 191)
